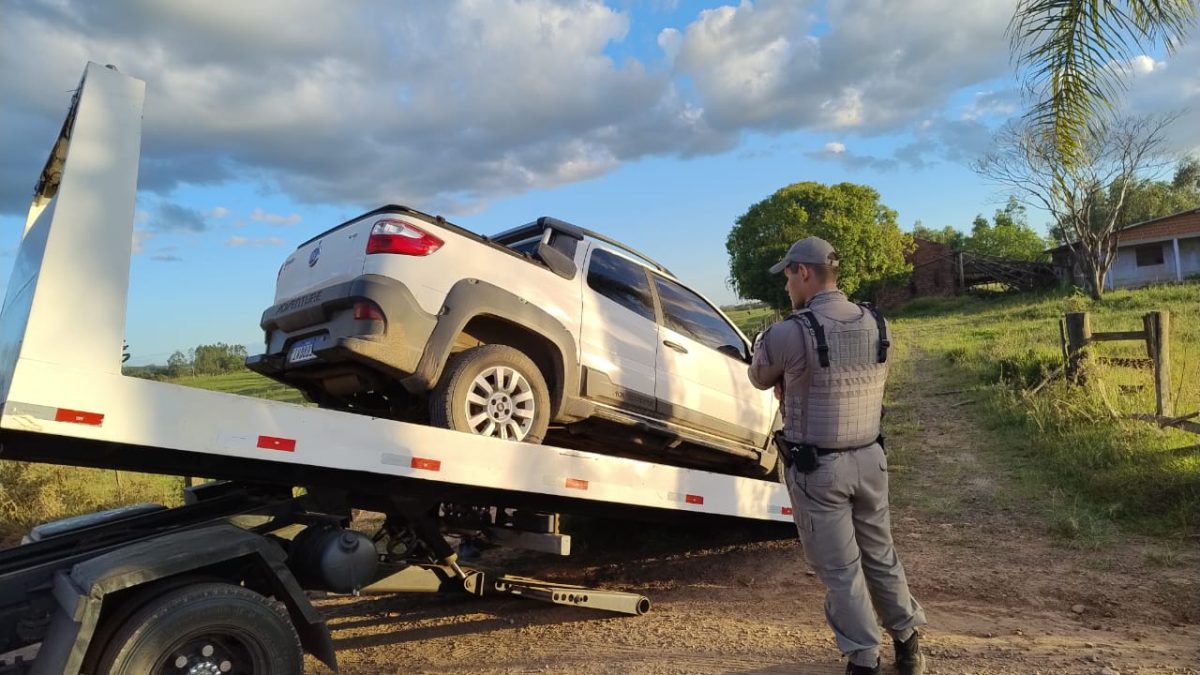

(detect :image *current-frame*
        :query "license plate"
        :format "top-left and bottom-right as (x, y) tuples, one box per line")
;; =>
(287, 337), (322, 364)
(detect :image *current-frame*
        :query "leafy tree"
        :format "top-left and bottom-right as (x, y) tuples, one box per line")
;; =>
(963, 197), (1051, 260)
(166, 350), (191, 378)
(192, 343), (248, 375)
(726, 182), (913, 307)
(1105, 156), (1200, 228)
(912, 222), (967, 251)
(1009, 0), (1197, 165)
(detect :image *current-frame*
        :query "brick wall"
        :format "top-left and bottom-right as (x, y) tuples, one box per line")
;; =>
(1118, 209), (1200, 244)
(875, 238), (958, 309)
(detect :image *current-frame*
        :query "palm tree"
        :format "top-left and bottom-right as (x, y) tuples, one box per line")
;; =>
(1009, 0), (1197, 165)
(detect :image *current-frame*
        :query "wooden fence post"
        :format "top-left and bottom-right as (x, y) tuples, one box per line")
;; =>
(1144, 311), (1172, 417)
(1065, 312), (1091, 382)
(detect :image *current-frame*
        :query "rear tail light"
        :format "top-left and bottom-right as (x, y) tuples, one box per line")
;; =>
(353, 300), (385, 322)
(366, 218), (443, 256)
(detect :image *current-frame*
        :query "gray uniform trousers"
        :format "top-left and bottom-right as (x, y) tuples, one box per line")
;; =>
(783, 442), (926, 667)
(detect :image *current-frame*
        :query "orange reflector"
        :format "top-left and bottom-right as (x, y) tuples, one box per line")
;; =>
(782, 507), (793, 516)
(55, 408), (104, 426)
(411, 457), (441, 471)
(257, 435), (296, 452)
(685, 494), (704, 505)
(565, 478), (589, 490)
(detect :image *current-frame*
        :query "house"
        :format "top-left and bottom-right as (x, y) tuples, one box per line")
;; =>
(1050, 208), (1200, 290)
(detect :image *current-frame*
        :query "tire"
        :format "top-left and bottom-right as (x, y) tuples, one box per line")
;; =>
(430, 344), (551, 444)
(94, 582), (303, 675)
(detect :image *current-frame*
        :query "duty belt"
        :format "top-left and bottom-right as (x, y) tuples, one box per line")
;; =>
(773, 432), (885, 473)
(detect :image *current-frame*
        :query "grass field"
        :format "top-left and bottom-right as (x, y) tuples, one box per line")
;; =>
(890, 282), (1200, 538)
(170, 370), (310, 404)
(0, 371), (306, 542)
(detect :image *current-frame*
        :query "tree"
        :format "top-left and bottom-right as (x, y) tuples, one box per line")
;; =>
(912, 222), (967, 251)
(1102, 156), (1200, 228)
(191, 343), (248, 375)
(963, 197), (1051, 260)
(974, 113), (1176, 299)
(166, 350), (191, 378)
(726, 182), (913, 307)
(1009, 0), (1196, 165)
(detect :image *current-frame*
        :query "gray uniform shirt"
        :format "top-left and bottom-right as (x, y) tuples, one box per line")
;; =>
(748, 289), (882, 444)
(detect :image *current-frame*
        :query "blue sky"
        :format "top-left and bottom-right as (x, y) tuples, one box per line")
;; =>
(1, 1), (1197, 365)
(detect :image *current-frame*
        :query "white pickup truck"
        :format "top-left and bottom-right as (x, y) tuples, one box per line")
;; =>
(248, 207), (780, 476)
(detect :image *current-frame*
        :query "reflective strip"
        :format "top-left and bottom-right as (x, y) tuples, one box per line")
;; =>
(685, 494), (704, 505)
(411, 457), (441, 471)
(565, 478), (589, 490)
(54, 408), (104, 426)
(257, 435), (296, 452)
(781, 506), (793, 516)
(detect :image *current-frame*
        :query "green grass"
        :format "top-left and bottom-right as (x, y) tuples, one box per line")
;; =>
(891, 282), (1200, 537)
(725, 305), (778, 336)
(0, 370), (308, 542)
(170, 370), (310, 404)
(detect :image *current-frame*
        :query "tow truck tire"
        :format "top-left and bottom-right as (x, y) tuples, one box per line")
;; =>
(95, 581), (303, 675)
(430, 344), (551, 444)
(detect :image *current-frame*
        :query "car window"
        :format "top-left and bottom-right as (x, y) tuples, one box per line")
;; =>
(587, 248), (655, 321)
(507, 237), (540, 255)
(653, 276), (744, 357)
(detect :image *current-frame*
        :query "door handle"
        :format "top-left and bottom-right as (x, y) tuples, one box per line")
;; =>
(663, 340), (688, 354)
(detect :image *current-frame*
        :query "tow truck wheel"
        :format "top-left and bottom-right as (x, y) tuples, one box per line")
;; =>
(430, 344), (551, 443)
(95, 582), (303, 675)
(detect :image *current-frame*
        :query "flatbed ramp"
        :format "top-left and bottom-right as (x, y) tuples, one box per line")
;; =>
(0, 63), (792, 674)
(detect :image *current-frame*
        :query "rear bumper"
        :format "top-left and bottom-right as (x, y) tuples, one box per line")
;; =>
(246, 275), (436, 387)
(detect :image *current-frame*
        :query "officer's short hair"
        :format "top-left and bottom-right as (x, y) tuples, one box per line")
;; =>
(788, 262), (838, 283)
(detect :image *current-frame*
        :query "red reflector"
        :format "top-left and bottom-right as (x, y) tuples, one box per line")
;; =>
(353, 300), (385, 321)
(411, 457), (441, 471)
(782, 507), (793, 516)
(257, 435), (296, 452)
(366, 218), (444, 256)
(55, 408), (104, 426)
(565, 478), (589, 490)
(685, 494), (704, 505)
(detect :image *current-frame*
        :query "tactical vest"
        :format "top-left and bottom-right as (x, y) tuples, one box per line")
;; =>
(786, 303), (890, 449)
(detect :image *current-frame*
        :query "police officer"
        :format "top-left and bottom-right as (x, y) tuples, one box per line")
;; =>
(748, 236), (927, 675)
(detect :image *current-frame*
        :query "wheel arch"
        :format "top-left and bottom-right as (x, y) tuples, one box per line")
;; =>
(402, 279), (593, 423)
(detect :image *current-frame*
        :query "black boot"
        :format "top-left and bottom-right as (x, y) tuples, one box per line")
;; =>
(845, 660), (881, 675)
(894, 630), (926, 675)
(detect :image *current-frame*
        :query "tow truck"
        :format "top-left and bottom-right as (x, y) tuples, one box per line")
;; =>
(0, 63), (792, 674)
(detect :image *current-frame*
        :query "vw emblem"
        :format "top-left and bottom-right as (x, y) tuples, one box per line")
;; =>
(308, 245), (321, 267)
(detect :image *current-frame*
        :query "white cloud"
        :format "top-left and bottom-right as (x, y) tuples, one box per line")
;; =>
(250, 208), (301, 226)
(132, 229), (154, 255)
(962, 89), (1020, 121)
(227, 235), (284, 247)
(673, 0), (1015, 132)
(657, 27), (683, 64)
(3, 0), (1194, 218)
(824, 142), (846, 154)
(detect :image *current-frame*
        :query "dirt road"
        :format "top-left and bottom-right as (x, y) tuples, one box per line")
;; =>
(310, 351), (1199, 674)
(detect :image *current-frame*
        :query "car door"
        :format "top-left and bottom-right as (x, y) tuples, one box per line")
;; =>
(651, 274), (776, 446)
(578, 247), (659, 413)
